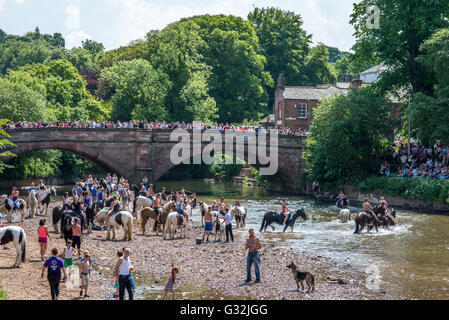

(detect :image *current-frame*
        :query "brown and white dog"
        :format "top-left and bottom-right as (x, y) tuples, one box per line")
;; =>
(287, 262), (315, 293)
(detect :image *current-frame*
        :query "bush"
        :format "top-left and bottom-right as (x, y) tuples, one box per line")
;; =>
(359, 176), (449, 204)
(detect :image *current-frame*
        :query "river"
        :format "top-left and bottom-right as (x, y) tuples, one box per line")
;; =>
(157, 180), (449, 300)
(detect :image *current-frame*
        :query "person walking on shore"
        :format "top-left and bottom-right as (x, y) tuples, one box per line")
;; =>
(114, 247), (134, 300)
(42, 248), (67, 301)
(245, 229), (261, 284)
(79, 252), (91, 298)
(38, 219), (51, 261)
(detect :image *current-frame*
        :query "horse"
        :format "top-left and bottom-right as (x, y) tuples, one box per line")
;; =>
(52, 205), (64, 233)
(0, 195), (26, 223)
(133, 196), (153, 225)
(260, 208), (308, 233)
(214, 215), (226, 242)
(105, 211), (134, 241)
(375, 206), (397, 228)
(139, 201), (177, 236)
(339, 209), (351, 223)
(39, 187), (57, 216)
(164, 212), (188, 240)
(119, 188), (130, 210)
(231, 205), (247, 228)
(199, 202), (210, 227)
(0, 226), (26, 268)
(28, 190), (38, 219)
(353, 209), (380, 234)
(85, 202), (99, 233)
(60, 210), (84, 243)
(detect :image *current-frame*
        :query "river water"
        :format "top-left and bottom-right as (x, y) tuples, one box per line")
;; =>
(157, 180), (449, 300)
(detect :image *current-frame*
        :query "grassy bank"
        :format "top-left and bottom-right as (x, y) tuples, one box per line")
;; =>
(358, 176), (449, 204)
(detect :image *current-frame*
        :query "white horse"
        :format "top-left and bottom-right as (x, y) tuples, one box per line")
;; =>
(28, 190), (38, 219)
(231, 205), (247, 228)
(339, 209), (351, 223)
(0, 195), (26, 223)
(39, 187), (57, 216)
(0, 226), (26, 267)
(133, 196), (153, 225)
(96, 210), (134, 241)
(119, 188), (130, 210)
(164, 212), (187, 240)
(199, 202), (210, 227)
(214, 215), (226, 242)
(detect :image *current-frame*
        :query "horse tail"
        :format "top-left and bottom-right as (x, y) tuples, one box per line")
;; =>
(354, 216), (360, 234)
(20, 228), (26, 262)
(132, 198), (137, 215)
(127, 215), (133, 241)
(260, 216), (267, 232)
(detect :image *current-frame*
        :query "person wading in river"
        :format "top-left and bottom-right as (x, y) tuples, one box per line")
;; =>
(363, 198), (379, 222)
(202, 207), (213, 244)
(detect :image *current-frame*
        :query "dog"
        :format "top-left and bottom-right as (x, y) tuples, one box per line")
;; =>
(287, 262), (315, 293)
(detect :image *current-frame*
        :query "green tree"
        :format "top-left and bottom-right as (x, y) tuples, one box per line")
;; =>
(350, 0), (449, 95)
(182, 15), (273, 123)
(82, 39), (105, 56)
(98, 59), (170, 121)
(304, 87), (396, 186)
(0, 39), (53, 74)
(248, 7), (312, 103)
(411, 29), (449, 144)
(303, 44), (337, 85)
(98, 40), (149, 68)
(0, 119), (16, 174)
(146, 20), (217, 122)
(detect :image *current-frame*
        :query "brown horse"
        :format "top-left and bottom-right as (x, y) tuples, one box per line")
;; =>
(376, 206), (397, 228)
(140, 201), (176, 235)
(353, 207), (380, 234)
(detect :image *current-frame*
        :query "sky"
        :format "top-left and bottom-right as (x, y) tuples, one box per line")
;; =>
(0, 0), (359, 51)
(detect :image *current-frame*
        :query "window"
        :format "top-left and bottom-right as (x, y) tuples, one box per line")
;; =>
(297, 104), (307, 119)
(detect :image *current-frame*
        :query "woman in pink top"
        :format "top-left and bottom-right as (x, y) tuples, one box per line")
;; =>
(38, 219), (51, 261)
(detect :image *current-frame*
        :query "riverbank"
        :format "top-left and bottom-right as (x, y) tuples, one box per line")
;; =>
(0, 203), (381, 300)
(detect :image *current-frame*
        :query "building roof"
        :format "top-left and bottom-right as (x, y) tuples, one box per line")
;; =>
(359, 63), (389, 75)
(283, 85), (349, 100)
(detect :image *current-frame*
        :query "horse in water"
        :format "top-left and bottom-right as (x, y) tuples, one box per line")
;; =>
(375, 206), (397, 228)
(260, 208), (308, 233)
(339, 209), (351, 223)
(39, 187), (57, 216)
(0, 195), (26, 223)
(0, 226), (26, 268)
(353, 206), (385, 234)
(230, 205), (247, 228)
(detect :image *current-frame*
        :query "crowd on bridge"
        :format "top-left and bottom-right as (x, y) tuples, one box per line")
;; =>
(380, 141), (449, 180)
(2, 120), (308, 137)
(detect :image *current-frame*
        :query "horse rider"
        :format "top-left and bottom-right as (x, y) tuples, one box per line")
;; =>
(139, 184), (147, 197)
(336, 191), (345, 209)
(72, 196), (87, 223)
(105, 195), (121, 227)
(362, 198), (379, 222)
(379, 197), (398, 225)
(38, 180), (47, 209)
(11, 187), (19, 209)
(62, 192), (71, 211)
(342, 197), (350, 210)
(27, 182), (38, 209)
(177, 198), (189, 224)
(281, 200), (291, 225)
(154, 193), (163, 223)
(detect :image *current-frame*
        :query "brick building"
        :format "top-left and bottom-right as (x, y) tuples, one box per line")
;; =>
(273, 73), (362, 130)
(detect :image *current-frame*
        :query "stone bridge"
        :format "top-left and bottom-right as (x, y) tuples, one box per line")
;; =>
(5, 128), (307, 193)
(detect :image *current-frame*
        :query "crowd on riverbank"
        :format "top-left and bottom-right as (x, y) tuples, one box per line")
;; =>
(2, 121), (308, 137)
(380, 142), (449, 180)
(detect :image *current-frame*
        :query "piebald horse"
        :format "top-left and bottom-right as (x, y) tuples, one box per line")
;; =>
(0, 195), (26, 223)
(231, 205), (247, 228)
(0, 226), (26, 268)
(95, 209), (134, 241)
(39, 187), (57, 216)
(339, 209), (351, 223)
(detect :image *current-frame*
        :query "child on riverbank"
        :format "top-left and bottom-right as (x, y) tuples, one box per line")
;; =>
(162, 266), (179, 300)
(62, 241), (74, 281)
(79, 252), (91, 298)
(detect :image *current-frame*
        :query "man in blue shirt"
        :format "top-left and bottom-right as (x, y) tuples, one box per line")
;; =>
(91, 185), (98, 203)
(42, 248), (67, 301)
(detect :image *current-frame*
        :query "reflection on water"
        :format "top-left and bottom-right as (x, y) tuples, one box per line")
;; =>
(159, 180), (449, 300)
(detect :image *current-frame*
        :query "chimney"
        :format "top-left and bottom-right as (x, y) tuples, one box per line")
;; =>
(277, 73), (286, 91)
